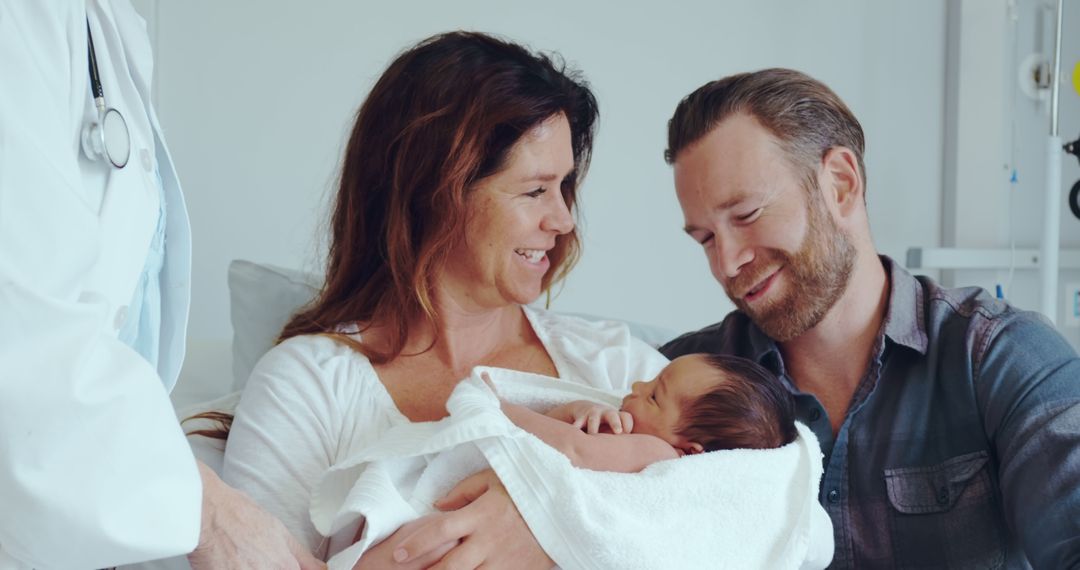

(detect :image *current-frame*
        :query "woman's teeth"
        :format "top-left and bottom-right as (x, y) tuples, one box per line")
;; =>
(515, 249), (545, 263)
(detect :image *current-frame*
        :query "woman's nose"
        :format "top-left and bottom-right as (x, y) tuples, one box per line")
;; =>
(541, 190), (575, 234)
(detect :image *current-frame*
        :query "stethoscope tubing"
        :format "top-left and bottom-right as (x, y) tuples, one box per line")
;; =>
(84, 17), (130, 169)
(86, 20), (104, 103)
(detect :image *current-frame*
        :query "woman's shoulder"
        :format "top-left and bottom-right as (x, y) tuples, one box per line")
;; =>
(247, 331), (378, 397)
(233, 330), (402, 460)
(525, 306), (668, 389)
(263, 331), (367, 366)
(526, 306), (634, 344)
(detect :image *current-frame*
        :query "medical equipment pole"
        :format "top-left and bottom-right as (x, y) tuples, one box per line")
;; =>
(1040, 0), (1064, 324)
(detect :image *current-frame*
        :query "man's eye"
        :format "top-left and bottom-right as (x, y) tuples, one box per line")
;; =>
(694, 234), (714, 246)
(525, 188), (546, 198)
(736, 208), (763, 223)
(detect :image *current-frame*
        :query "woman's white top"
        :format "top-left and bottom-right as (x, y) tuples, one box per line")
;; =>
(0, 2), (198, 568)
(222, 307), (668, 556)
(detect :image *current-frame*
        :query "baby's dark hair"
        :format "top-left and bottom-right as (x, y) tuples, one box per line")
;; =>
(677, 354), (797, 452)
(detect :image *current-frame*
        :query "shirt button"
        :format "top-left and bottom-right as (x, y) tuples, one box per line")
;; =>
(809, 408), (822, 422)
(114, 305), (128, 330)
(937, 487), (950, 505)
(141, 148), (153, 172)
(827, 489), (840, 503)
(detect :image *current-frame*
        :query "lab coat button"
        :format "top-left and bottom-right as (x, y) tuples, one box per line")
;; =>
(114, 305), (129, 330)
(141, 148), (153, 172)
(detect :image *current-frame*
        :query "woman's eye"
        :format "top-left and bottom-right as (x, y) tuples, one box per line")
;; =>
(525, 187), (546, 198)
(697, 234), (714, 246)
(736, 208), (762, 223)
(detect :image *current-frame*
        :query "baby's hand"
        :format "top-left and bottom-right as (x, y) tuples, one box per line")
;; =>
(562, 401), (635, 435)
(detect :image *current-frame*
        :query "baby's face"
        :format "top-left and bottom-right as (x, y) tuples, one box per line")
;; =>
(621, 354), (722, 447)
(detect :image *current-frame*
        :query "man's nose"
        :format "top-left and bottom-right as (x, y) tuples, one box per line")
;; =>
(713, 233), (753, 279)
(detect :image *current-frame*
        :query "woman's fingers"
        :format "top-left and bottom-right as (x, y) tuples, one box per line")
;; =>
(393, 511), (474, 565)
(425, 481), (552, 570)
(619, 410), (635, 434)
(434, 470), (494, 511)
(288, 534), (327, 570)
(426, 538), (485, 570)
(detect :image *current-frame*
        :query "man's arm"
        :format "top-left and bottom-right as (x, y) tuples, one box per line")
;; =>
(977, 313), (1080, 569)
(501, 402), (678, 473)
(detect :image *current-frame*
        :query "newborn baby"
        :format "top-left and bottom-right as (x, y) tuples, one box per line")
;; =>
(498, 353), (798, 473)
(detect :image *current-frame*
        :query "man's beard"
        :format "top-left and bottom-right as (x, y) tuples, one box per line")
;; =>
(724, 188), (856, 342)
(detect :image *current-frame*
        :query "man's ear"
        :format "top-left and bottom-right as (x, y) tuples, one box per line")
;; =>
(820, 146), (863, 217)
(679, 442), (706, 455)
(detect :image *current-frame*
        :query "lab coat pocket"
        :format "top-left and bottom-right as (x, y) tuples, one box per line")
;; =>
(883, 450), (1006, 569)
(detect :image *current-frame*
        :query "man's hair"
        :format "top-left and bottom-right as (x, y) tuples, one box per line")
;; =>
(677, 354), (797, 452)
(664, 68), (866, 195)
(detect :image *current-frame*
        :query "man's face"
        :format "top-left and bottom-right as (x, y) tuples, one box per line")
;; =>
(673, 114), (855, 342)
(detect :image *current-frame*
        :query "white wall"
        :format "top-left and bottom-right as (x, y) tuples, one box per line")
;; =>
(131, 1), (950, 391)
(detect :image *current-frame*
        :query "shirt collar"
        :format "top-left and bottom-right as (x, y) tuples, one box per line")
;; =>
(746, 322), (786, 376)
(879, 255), (929, 354)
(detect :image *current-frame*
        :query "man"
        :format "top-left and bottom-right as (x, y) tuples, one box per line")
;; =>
(660, 68), (1080, 568)
(0, 3), (321, 568)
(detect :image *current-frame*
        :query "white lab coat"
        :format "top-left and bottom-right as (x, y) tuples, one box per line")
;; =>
(0, 1), (201, 568)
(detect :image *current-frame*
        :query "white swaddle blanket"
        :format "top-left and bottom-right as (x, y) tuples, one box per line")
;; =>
(310, 367), (834, 569)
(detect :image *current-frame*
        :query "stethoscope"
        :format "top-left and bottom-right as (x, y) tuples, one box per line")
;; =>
(81, 19), (131, 169)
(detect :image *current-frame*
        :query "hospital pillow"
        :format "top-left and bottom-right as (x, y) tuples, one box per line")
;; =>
(227, 259), (679, 391)
(228, 259), (320, 391)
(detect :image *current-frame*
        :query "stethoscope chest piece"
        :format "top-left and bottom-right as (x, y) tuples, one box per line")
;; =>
(82, 19), (131, 169)
(82, 107), (130, 168)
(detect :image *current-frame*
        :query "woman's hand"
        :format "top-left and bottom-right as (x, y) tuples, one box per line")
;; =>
(353, 514), (458, 570)
(552, 400), (634, 434)
(391, 470), (553, 570)
(188, 462), (325, 570)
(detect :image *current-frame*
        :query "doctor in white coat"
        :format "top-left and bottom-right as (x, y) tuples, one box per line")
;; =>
(0, 3), (323, 569)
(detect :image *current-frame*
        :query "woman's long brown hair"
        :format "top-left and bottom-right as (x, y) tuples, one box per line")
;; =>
(280, 31), (598, 363)
(187, 32), (598, 439)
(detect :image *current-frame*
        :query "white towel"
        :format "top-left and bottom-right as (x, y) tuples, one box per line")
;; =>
(310, 367), (834, 569)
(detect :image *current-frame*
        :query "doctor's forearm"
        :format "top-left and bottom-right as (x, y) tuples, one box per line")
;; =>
(188, 461), (326, 569)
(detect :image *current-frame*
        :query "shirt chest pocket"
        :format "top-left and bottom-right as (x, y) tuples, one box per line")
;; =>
(883, 451), (1007, 569)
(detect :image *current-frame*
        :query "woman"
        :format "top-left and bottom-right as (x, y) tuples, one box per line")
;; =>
(221, 31), (668, 567)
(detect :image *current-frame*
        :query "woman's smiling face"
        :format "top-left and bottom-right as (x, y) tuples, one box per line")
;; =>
(439, 114), (576, 310)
